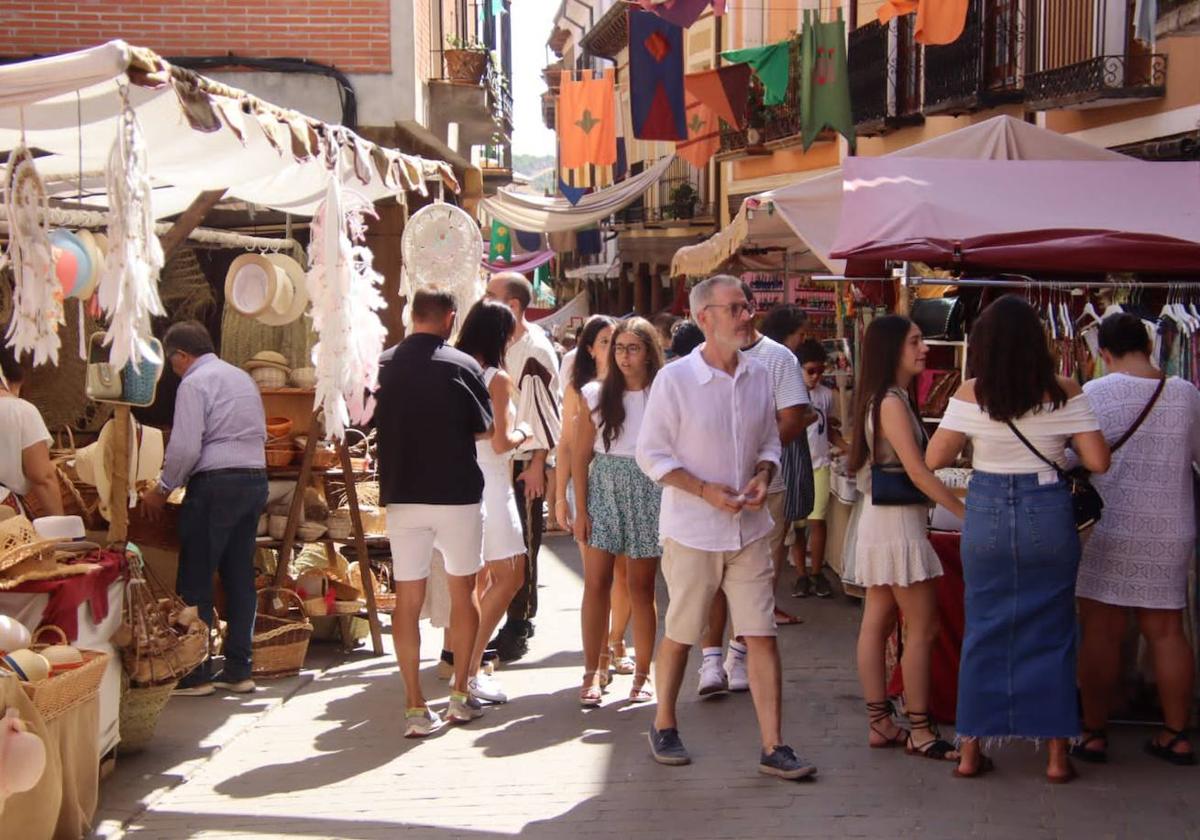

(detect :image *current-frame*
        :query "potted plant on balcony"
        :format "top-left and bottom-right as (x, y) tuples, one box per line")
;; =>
(670, 182), (699, 220)
(444, 35), (489, 84)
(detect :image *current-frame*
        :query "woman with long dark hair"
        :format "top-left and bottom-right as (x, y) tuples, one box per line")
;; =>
(573, 317), (665, 705)
(927, 295), (1110, 782)
(849, 315), (964, 762)
(454, 299), (531, 704)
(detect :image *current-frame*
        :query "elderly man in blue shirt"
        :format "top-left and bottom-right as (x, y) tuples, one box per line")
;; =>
(141, 320), (268, 696)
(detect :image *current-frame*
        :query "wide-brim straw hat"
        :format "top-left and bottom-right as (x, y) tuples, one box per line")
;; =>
(258, 254), (309, 327)
(73, 419), (165, 521)
(243, 350), (290, 372)
(226, 253), (308, 325)
(0, 539), (100, 590)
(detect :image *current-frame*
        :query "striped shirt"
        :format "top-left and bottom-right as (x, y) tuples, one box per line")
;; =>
(159, 354), (266, 492)
(742, 334), (809, 493)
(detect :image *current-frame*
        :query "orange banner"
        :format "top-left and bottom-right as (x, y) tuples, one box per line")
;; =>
(557, 69), (617, 169)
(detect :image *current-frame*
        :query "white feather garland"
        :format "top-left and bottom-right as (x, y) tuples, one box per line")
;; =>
(2, 143), (62, 366)
(306, 169), (388, 441)
(100, 85), (165, 372)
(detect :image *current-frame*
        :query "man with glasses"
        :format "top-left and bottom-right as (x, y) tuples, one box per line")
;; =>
(142, 321), (268, 697)
(636, 274), (817, 781)
(483, 272), (562, 661)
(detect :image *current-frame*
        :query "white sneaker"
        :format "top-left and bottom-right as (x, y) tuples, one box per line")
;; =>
(404, 706), (444, 738)
(447, 693), (485, 724)
(469, 673), (508, 704)
(725, 650), (749, 692)
(697, 656), (729, 697)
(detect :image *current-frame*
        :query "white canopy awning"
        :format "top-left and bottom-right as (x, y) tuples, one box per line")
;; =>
(565, 259), (620, 280)
(671, 115), (1126, 277)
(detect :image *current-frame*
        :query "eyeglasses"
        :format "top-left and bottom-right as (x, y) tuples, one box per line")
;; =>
(613, 342), (645, 356)
(802, 366), (825, 376)
(704, 301), (755, 318)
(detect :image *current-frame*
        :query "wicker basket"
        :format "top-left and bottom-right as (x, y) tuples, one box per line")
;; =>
(265, 448), (295, 468)
(444, 48), (489, 83)
(127, 500), (182, 550)
(118, 676), (176, 753)
(252, 589), (312, 679)
(251, 367), (288, 390)
(23, 625), (110, 722)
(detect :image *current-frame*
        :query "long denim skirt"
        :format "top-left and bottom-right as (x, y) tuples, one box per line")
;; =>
(956, 471), (1080, 741)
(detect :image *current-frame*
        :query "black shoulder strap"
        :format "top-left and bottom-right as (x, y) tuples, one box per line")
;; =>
(1005, 419), (1067, 479)
(1110, 376), (1166, 454)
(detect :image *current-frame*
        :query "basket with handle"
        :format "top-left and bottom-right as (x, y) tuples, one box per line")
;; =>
(22, 625), (110, 722)
(120, 337), (165, 406)
(118, 673), (176, 753)
(252, 588), (312, 679)
(119, 546), (209, 687)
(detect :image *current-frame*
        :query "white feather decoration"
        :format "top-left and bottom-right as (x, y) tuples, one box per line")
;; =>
(306, 165), (388, 441)
(100, 84), (165, 372)
(2, 143), (62, 366)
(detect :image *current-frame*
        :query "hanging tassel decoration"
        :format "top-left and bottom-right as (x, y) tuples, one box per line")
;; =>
(2, 142), (62, 366)
(306, 139), (388, 441)
(100, 82), (165, 372)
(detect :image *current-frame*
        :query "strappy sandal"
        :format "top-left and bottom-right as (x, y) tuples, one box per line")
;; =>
(904, 712), (958, 762)
(596, 652), (613, 687)
(612, 646), (636, 675)
(628, 674), (654, 704)
(953, 755), (995, 779)
(579, 672), (603, 707)
(1145, 726), (1198, 766)
(1070, 729), (1109, 764)
(866, 700), (907, 749)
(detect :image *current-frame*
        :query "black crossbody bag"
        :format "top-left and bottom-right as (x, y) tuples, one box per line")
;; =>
(1005, 377), (1166, 532)
(871, 393), (930, 507)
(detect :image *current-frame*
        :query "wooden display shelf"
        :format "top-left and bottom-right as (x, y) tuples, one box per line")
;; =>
(258, 387), (316, 396)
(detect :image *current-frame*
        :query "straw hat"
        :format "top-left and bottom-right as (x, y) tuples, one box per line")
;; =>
(226, 253), (308, 326)
(0, 539), (99, 590)
(73, 419), (165, 522)
(243, 351), (290, 372)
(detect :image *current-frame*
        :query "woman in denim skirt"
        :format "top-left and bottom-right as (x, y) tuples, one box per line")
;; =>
(927, 296), (1110, 783)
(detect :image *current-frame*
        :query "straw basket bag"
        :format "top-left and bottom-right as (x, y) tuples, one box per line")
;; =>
(118, 674), (176, 753)
(21, 625), (110, 722)
(118, 548), (208, 687)
(252, 588), (312, 678)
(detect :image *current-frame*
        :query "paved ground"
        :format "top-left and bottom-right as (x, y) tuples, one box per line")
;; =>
(95, 534), (1200, 840)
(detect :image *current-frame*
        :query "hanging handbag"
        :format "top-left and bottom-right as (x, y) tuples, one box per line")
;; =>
(910, 297), (965, 341)
(1006, 421), (1103, 532)
(870, 393), (929, 507)
(86, 360), (122, 401)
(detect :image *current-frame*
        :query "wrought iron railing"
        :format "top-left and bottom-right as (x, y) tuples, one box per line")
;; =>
(1025, 53), (1167, 108)
(848, 21), (889, 130)
(610, 203), (715, 226)
(924, 0), (1026, 115)
(719, 39), (803, 154)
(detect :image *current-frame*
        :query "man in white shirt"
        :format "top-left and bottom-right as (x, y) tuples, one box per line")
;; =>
(636, 274), (817, 781)
(485, 272), (562, 661)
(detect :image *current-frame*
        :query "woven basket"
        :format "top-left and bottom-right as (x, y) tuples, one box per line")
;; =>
(265, 448), (295, 467)
(23, 625), (109, 722)
(252, 588), (312, 679)
(127, 501), (182, 550)
(444, 49), (488, 83)
(118, 676), (176, 753)
(251, 366), (288, 390)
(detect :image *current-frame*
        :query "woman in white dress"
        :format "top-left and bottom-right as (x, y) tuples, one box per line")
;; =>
(455, 300), (533, 704)
(849, 316), (964, 761)
(1073, 313), (1200, 766)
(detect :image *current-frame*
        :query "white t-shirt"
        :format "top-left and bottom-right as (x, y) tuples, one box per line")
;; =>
(742, 335), (809, 492)
(806, 383), (836, 469)
(938, 394), (1100, 475)
(583, 381), (649, 458)
(0, 396), (51, 495)
(559, 348), (577, 392)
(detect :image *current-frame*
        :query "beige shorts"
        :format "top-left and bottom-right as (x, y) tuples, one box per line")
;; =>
(766, 491), (787, 556)
(660, 537), (776, 646)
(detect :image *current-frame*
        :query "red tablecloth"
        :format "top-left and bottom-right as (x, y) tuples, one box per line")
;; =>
(887, 531), (964, 723)
(4, 549), (125, 642)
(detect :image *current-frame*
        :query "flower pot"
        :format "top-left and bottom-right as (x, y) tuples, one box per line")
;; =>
(444, 49), (488, 84)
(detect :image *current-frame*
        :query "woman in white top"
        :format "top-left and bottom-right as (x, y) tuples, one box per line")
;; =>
(1073, 313), (1200, 766)
(454, 300), (534, 704)
(573, 317), (664, 706)
(928, 295), (1110, 783)
(849, 315), (965, 762)
(0, 347), (61, 517)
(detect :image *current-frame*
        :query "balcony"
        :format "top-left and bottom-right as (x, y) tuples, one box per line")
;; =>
(923, 0), (1025, 116)
(1025, 0), (1166, 110)
(541, 90), (556, 131)
(847, 19), (923, 136)
(579, 0), (628, 59)
(719, 42), (808, 156)
(609, 159), (713, 228)
(1157, 0), (1200, 38)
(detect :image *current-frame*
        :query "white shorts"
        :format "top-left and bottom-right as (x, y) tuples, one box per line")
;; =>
(386, 503), (484, 582)
(481, 462), (527, 562)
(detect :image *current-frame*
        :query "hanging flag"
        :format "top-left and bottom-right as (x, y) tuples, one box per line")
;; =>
(800, 10), (855, 152)
(629, 10), (688, 141)
(685, 64), (752, 129)
(558, 69), (618, 168)
(877, 0), (968, 46)
(489, 219), (512, 262)
(637, 0), (726, 29)
(576, 227), (602, 256)
(676, 93), (721, 168)
(720, 41), (792, 106)
(514, 229), (543, 253)
(558, 178), (591, 206)
(614, 138), (628, 182)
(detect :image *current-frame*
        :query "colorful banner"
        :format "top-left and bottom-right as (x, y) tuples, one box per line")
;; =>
(675, 93), (722, 168)
(482, 249), (554, 274)
(629, 10), (688, 141)
(488, 219), (512, 262)
(685, 64), (752, 129)
(878, 0), (969, 46)
(800, 10), (855, 151)
(720, 41), (792, 106)
(558, 179), (591, 206)
(557, 69), (617, 168)
(636, 0), (726, 29)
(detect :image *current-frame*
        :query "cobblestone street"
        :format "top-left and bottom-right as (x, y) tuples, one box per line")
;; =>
(95, 534), (1200, 840)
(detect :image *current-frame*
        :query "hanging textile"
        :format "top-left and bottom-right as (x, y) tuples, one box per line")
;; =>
(514, 229), (543, 252)
(576, 228), (602, 256)
(685, 64), (753, 129)
(614, 138), (628, 182)
(559, 179), (591, 206)
(720, 41), (792, 106)
(676, 93), (722, 168)
(636, 0), (726, 29)
(629, 10), (688, 141)
(800, 10), (855, 152)
(1135, 0), (1157, 46)
(557, 69), (617, 169)
(877, 0), (969, 46)
(488, 219), (512, 262)
(481, 249), (555, 274)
